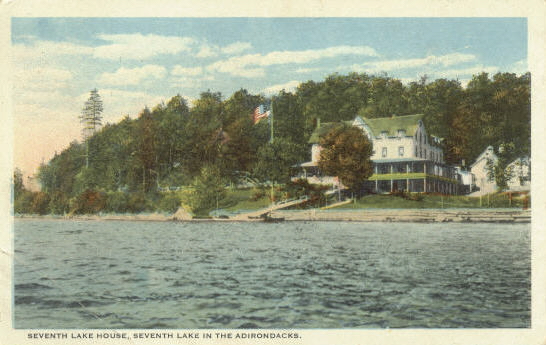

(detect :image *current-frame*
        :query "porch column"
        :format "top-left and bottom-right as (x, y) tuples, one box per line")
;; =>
(375, 179), (378, 193)
(406, 178), (409, 192)
(424, 178), (427, 192)
(390, 179), (393, 192)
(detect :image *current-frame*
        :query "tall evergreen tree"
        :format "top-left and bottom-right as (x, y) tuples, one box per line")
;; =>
(80, 89), (103, 168)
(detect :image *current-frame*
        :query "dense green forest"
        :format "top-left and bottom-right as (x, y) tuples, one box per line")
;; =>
(14, 72), (530, 215)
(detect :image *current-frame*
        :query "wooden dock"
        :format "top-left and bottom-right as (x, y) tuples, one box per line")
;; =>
(230, 197), (309, 220)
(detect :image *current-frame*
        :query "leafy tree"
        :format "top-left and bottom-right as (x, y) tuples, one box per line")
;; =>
(13, 168), (33, 214)
(126, 192), (149, 213)
(13, 168), (25, 199)
(485, 143), (517, 191)
(158, 192), (182, 213)
(490, 73), (531, 160)
(270, 90), (306, 147)
(216, 89), (265, 179)
(105, 191), (130, 213)
(318, 124), (374, 193)
(37, 141), (86, 196)
(14, 190), (34, 214)
(30, 192), (51, 215)
(185, 164), (227, 216)
(299, 73), (371, 137)
(48, 191), (69, 214)
(361, 76), (406, 117)
(218, 116), (258, 181)
(450, 72), (530, 166)
(253, 138), (307, 185)
(222, 89), (263, 127)
(154, 95), (190, 180)
(70, 189), (107, 214)
(72, 167), (101, 195)
(136, 107), (158, 192)
(180, 91), (224, 177)
(404, 75), (429, 114)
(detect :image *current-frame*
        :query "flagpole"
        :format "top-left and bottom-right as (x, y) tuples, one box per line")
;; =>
(269, 97), (274, 206)
(269, 97), (274, 144)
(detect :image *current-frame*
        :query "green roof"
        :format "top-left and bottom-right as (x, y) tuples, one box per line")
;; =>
(362, 114), (424, 137)
(308, 121), (352, 144)
(308, 114), (424, 144)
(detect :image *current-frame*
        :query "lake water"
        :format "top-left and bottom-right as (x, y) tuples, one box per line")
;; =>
(13, 219), (530, 329)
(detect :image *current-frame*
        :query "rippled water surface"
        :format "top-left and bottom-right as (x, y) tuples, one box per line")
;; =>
(14, 220), (530, 329)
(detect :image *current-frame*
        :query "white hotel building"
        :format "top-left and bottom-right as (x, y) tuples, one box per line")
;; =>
(299, 114), (461, 194)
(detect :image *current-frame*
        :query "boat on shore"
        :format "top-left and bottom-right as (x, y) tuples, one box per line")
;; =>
(260, 213), (285, 223)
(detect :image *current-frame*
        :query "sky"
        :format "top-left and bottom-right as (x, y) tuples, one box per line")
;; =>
(11, 17), (528, 179)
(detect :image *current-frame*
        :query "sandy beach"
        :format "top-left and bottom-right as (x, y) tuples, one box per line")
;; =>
(270, 208), (531, 223)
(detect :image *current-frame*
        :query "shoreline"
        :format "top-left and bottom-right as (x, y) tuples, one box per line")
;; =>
(14, 208), (531, 223)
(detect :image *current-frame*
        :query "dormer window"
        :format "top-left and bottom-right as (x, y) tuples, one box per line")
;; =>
(381, 131), (388, 138)
(397, 129), (406, 137)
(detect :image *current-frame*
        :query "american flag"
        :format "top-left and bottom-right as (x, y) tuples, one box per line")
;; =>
(253, 105), (270, 124)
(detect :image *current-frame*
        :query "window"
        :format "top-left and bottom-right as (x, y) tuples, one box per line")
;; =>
(397, 129), (406, 137)
(381, 131), (388, 138)
(415, 146), (418, 157)
(424, 149), (427, 159)
(382, 147), (387, 157)
(398, 146), (404, 157)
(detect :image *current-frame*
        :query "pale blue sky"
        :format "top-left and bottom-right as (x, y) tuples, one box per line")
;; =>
(12, 18), (527, 176)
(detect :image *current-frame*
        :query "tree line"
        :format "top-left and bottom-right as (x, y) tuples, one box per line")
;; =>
(14, 71), (530, 215)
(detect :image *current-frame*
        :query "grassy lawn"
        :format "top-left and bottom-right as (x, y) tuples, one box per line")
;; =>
(223, 188), (271, 212)
(334, 192), (528, 209)
(219, 188), (529, 212)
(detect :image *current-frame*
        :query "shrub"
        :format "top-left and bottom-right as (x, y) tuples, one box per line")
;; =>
(71, 189), (107, 214)
(186, 165), (227, 216)
(126, 192), (148, 213)
(49, 191), (69, 214)
(30, 192), (51, 215)
(283, 179), (328, 208)
(250, 187), (266, 201)
(14, 190), (35, 214)
(158, 192), (181, 213)
(390, 190), (423, 202)
(105, 191), (130, 213)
